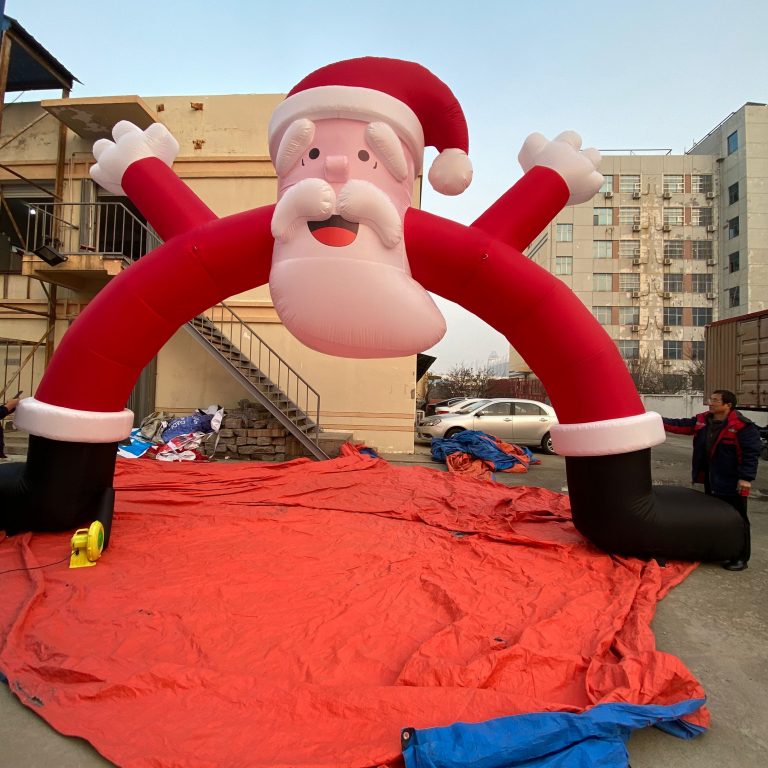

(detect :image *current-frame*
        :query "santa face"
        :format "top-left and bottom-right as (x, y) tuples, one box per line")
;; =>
(269, 117), (446, 358)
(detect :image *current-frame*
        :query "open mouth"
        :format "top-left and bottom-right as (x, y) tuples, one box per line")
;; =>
(307, 215), (359, 247)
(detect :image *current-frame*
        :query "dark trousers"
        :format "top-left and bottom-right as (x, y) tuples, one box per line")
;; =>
(705, 482), (750, 561)
(0, 422), (5, 457)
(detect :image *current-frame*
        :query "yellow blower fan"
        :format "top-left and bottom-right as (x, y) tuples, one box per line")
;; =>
(70, 521), (105, 569)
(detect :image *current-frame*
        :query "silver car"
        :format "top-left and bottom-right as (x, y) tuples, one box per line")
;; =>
(417, 398), (558, 454)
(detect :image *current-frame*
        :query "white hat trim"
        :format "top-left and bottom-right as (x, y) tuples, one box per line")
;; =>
(551, 411), (665, 457)
(14, 396), (134, 443)
(269, 85), (425, 172)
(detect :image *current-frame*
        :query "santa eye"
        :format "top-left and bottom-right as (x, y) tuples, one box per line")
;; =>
(358, 150), (370, 162)
(308, 148), (320, 160)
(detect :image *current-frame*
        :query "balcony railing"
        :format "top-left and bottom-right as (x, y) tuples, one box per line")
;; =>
(25, 202), (161, 264)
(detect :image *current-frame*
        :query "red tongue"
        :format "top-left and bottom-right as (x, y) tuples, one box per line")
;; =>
(311, 227), (357, 247)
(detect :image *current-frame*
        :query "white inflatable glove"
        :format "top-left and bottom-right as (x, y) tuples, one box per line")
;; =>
(91, 121), (180, 195)
(518, 130), (603, 206)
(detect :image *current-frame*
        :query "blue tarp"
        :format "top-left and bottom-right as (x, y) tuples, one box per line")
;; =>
(161, 412), (214, 442)
(431, 429), (537, 471)
(402, 699), (707, 768)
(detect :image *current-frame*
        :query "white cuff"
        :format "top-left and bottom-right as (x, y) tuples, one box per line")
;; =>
(551, 411), (665, 457)
(13, 397), (134, 443)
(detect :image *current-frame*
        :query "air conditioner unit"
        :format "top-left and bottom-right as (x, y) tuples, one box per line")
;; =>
(706, 292), (717, 299)
(663, 258), (672, 265)
(632, 224), (641, 232)
(662, 360), (672, 367)
(662, 224), (671, 232)
(662, 191), (672, 199)
(706, 225), (716, 233)
(706, 192), (715, 199)
(632, 258), (642, 266)
(662, 291), (671, 299)
(604, 190), (613, 198)
(630, 324), (640, 333)
(662, 325), (671, 333)
(706, 259), (716, 266)
(631, 291), (641, 298)
(632, 190), (641, 199)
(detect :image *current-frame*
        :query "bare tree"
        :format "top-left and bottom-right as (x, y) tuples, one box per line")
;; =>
(685, 356), (705, 392)
(441, 364), (494, 398)
(625, 353), (686, 394)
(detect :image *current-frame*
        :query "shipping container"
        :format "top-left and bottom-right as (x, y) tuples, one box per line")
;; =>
(705, 309), (768, 410)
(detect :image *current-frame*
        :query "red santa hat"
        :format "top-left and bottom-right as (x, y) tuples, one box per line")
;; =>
(268, 57), (473, 196)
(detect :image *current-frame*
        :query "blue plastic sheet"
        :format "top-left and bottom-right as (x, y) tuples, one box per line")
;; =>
(402, 699), (707, 768)
(431, 429), (536, 471)
(161, 412), (214, 442)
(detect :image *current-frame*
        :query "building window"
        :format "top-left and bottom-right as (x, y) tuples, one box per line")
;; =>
(728, 286), (740, 307)
(593, 273), (612, 291)
(663, 208), (684, 227)
(729, 251), (739, 273)
(692, 240), (712, 260)
(619, 273), (640, 292)
(593, 240), (612, 259)
(692, 307), (712, 326)
(691, 174), (713, 194)
(663, 273), (684, 292)
(728, 182), (739, 205)
(692, 273), (713, 293)
(619, 175), (640, 194)
(556, 223), (573, 242)
(691, 208), (713, 226)
(690, 340), (705, 361)
(663, 340), (683, 360)
(617, 340), (639, 359)
(619, 207), (640, 225)
(599, 175), (614, 193)
(619, 240), (640, 258)
(728, 217), (739, 239)
(555, 256), (573, 275)
(593, 306), (611, 324)
(663, 175), (684, 194)
(593, 208), (613, 226)
(663, 241), (684, 259)
(619, 306), (639, 325)
(664, 307), (683, 326)
(727, 130), (738, 155)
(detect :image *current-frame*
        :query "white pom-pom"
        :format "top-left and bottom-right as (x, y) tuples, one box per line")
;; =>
(427, 148), (473, 195)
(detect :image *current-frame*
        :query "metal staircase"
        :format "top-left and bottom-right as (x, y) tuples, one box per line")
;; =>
(185, 305), (328, 460)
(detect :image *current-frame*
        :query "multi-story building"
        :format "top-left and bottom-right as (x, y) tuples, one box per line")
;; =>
(511, 102), (768, 379)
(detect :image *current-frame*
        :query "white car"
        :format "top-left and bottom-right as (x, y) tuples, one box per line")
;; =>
(434, 397), (489, 414)
(417, 398), (558, 454)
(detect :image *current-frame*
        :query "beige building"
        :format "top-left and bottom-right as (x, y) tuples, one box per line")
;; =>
(0, 91), (420, 453)
(512, 102), (768, 379)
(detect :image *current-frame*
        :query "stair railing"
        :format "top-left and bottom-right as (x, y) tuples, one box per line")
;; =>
(0, 326), (53, 402)
(200, 302), (321, 447)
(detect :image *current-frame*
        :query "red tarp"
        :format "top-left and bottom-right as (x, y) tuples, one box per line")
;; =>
(0, 454), (706, 767)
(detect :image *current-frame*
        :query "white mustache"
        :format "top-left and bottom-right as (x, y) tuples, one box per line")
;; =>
(271, 178), (334, 242)
(272, 178), (403, 248)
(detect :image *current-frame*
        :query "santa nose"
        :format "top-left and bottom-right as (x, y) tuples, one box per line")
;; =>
(324, 155), (349, 183)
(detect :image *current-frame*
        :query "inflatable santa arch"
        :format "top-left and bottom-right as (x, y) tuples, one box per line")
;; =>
(0, 57), (747, 562)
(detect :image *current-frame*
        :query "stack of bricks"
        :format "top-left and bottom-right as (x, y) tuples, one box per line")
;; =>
(204, 400), (303, 462)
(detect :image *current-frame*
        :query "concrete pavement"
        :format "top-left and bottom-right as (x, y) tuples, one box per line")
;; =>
(0, 434), (766, 767)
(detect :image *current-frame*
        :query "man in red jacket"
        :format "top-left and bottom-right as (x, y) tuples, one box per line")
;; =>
(663, 390), (762, 571)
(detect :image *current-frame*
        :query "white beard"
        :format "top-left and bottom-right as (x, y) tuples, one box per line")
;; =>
(269, 225), (446, 358)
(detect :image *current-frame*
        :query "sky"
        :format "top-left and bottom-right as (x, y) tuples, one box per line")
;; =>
(10, 0), (768, 373)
